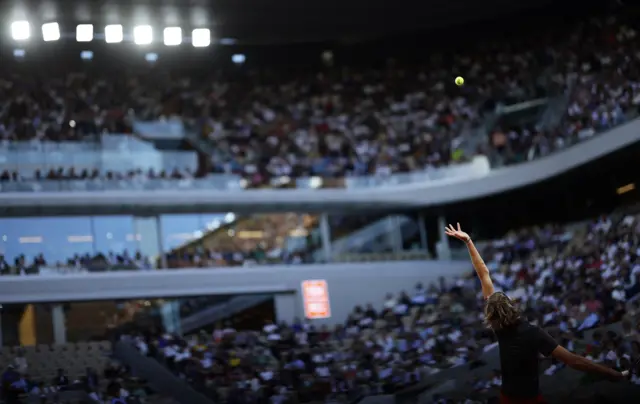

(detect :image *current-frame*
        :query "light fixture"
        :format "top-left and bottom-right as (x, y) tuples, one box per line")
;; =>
(133, 25), (153, 45)
(42, 22), (60, 42)
(192, 28), (210, 47)
(76, 24), (94, 42)
(11, 21), (30, 41)
(163, 27), (182, 46)
(105, 25), (123, 43)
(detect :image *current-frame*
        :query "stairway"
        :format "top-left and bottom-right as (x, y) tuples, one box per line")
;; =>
(179, 295), (273, 334)
(458, 118), (495, 157)
(183, 127), (215, 155)
(537, 93), (570, 131)
(113, 340), (213, 404)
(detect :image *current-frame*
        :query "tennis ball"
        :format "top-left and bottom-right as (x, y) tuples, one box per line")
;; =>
(455, 76), (464, 86)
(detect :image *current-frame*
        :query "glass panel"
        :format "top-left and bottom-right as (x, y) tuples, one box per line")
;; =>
(100, 134), (157, 151)
(0, 141), (99, 152)
(0, 150), (196, 173)
(310, 214), (429, 263)
(344, 159), (488, 189)
(160, 214), (203, 251)
(91, 216), (137, 254)
(0, 217), (94, 264)
(160, 214), (233, 252)
(133, 217), (161, 263)
(133, 119), (184, 138)
(0, 176), (243, 193)
(199, 214), (229, 232)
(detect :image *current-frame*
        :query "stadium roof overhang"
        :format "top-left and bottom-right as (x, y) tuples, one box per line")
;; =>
(1, 0), (558, 45)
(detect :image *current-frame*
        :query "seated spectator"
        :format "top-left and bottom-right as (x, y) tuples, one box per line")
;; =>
(13, 348), (27, 375)
(127, 209), (638, 403)
(52, 368), (69, 390)
(2, 365), (23, 404)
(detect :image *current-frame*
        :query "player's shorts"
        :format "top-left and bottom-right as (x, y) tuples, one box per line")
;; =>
(500, 393), (548, 404)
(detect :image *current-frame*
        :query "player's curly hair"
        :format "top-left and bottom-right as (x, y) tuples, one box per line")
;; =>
(484, 292), (521, 331)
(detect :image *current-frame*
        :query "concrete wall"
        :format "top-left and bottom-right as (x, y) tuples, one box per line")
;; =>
(0, 260), (471, 325)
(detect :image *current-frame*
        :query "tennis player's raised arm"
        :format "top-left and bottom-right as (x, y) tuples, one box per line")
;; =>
(445, 223), (495, 299)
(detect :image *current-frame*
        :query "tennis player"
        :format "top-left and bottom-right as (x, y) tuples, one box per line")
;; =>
(445, 223), (626, 404)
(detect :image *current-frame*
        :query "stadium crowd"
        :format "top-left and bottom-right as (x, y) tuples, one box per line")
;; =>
(0, 7), (639, 404)
(489, 18), (640, 165)
(119, 210), (640, 403)
(0, 251), (153, 276)
(163, 243), (312, 269)
(0, 13), (637, 189)
(1, 211), (638, 403)
(0, 72), (133, 142)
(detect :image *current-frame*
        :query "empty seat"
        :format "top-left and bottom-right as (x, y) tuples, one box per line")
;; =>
(0, 341), (111, 382)
(36, 344), (50, 352)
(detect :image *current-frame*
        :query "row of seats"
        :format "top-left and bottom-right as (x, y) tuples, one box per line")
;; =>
(0, 341), (112, 354)
(333, 251), (431, 262)
(0, 342), (112, 380)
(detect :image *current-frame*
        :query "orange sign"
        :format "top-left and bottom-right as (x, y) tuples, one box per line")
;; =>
(301, 280), (331, 319)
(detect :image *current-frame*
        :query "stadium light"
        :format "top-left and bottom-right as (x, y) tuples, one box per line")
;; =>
(42, 22), (60, 41)
(163, 27), (182, 46)
(133, 25), (153, 45)
(76, 24), (93, 42)
(192, 28), (210, 47)
(105, 25), (123, 43)
(11, 21), (30, 41)
(232, 54), (246, 64)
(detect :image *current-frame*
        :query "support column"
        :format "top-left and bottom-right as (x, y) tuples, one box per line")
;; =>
(418, 213), (428, 252)
(319, 214), (332, 262)
(173, 301), (182, 336)
(133, 216), (163, 269)
(386, 216), (403, 253)
(52, 305), (66, 345)
(160, 301), (182, 335)
(156, 215), (168, 268)
(274, 294), (299, 324)
(437, 216), (452, 260)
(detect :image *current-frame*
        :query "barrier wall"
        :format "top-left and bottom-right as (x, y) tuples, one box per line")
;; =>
(0, 118), (638, 215)
(0, 135), (197, 173)
(0, 260), (470, 324)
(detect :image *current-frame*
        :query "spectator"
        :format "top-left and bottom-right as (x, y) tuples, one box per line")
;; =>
(13, 348), (27, 375)
(2, 365), (22, 404)
(0, 11), (634, 193)
(53, 368), (69, 390)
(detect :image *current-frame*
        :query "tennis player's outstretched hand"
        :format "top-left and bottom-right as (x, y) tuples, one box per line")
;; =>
(609, 370), (628, 382)
(445, 223), (471, 243)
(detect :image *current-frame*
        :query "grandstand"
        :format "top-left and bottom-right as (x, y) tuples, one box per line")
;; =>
(0, 1), (639, 403)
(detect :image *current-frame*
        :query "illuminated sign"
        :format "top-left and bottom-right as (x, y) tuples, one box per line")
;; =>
(301, 279), (331, 319)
